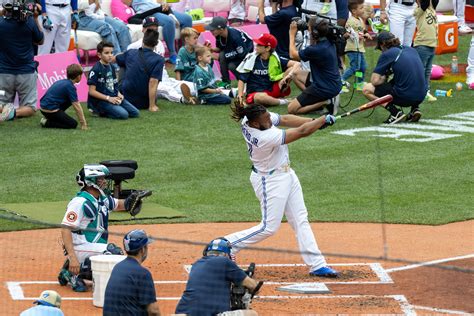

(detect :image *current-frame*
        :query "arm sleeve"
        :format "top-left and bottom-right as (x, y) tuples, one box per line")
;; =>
(71, 0), (78, 11)
(226, 260), (248, 284)
(270, 112), (281, 126)
(174, 49), (185, 71)
(61, 199), (86, 228)
(259, 126), (284, 147)
(298, 46), (312, 62)
(68, 85), (79, 103)
(373, 51), (394, 75)
(264, 10), (282, 26)
(137, 270), (157, 306)
(268, 55), (284, 82)
(87, 65), (99, 86)
(150, 58), (164, 80)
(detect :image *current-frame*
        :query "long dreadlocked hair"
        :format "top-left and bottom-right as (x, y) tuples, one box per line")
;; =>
(230, 103), (267, 123)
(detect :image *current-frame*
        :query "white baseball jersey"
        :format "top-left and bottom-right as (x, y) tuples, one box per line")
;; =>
(61, 191), (117, 246)
(241, 112), (289, 173)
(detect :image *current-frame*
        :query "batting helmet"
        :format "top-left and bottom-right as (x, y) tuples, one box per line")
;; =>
(76, 164), (112, 195)
(123, 229), (151, 253)
(203, 238), (232, 258)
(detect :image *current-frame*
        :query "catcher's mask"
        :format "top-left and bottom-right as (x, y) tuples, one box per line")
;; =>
(123, 229), (151, 253)
(76, 164), (112, 195)
(203, 238), (232, 258)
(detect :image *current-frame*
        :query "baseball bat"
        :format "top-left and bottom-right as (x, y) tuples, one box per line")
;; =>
(336, 94), (393, 119)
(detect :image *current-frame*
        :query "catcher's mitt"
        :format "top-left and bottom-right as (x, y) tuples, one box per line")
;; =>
(124, 190), (152, 216)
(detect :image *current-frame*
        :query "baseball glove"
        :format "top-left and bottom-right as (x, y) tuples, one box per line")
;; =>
(124, 190), (152, 217)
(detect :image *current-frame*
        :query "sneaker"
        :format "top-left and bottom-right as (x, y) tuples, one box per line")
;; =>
(320, 2), (331, 14)
(458, 24), (473, 34)
(309, 266), (339, 278)
(326, 95), (339, 115)
(168, 54), (178, 65)
(180, 83), (197, 105)
(88, 108), (99, 117)
(0, 103), (15, 122)
(425, 91), (437, 102)
(340, 85), (349, 93)
(407, 110), (422, 122)
(40, 117), (47, 127)
(70, 275), (88, 292)
(383, 110), (406, 124)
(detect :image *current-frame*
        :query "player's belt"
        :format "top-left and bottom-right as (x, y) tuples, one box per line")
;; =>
(392, 0), (414, 6)
(47, 3), (69, 7)
(252, 164), (290, 176)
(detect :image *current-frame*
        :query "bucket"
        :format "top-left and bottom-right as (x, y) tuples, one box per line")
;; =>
(90, 255), (126, 307)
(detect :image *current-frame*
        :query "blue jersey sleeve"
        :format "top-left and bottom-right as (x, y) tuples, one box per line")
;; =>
(373, 48), (398, 76)
(67, 82), (79, 103)
(136, 270), (157, 306)
(115, 52), (126, 67)
(226, 260), (248, 285)
(150, 57), (164, 80)
(29, 17), (44, 43)
(298, 45), (320, 63)
(87, 63), (100, 86)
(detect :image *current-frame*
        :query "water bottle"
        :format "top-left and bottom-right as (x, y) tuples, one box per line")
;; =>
(451, 56), (458, 74)
(434, 89), (453, 97)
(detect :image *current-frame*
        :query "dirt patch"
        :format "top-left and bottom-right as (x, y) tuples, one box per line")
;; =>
(0, 221), (473, 315)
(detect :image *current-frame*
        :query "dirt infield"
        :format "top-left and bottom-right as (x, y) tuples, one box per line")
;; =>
(1, 220), (473, 315)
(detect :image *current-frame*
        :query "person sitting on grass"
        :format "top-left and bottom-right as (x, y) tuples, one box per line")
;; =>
(88, 41), (140, 119)
(237, 33), (298, 107)
(116, 28), (164, 112)
(193, 46), (235, 105)
(39, 64), (87, 130)
(175, 27), (200, 83)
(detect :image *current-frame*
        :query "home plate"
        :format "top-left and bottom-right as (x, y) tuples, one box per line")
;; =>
(277, 283), (331, 294)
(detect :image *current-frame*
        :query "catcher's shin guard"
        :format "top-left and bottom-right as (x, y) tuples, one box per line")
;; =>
(57, 259), (70, 286)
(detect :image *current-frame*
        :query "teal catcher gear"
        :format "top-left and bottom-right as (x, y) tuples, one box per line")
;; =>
(76, 164), (112, 195)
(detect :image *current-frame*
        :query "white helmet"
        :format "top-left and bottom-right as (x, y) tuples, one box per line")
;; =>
(76, 164), (112, 195)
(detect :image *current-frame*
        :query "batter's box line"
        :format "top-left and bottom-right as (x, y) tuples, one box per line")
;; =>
(183, 262), (393, 284)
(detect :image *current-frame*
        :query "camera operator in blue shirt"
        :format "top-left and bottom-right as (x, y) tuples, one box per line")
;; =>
(0, 0), (43, 123)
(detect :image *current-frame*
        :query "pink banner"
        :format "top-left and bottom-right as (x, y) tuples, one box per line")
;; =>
(34, 51), (88, 109)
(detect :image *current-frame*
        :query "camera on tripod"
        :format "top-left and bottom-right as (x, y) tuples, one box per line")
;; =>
(2, 0), (38, 22)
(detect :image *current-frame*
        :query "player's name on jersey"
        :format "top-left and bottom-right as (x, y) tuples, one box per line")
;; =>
(332, 111), (474, 142)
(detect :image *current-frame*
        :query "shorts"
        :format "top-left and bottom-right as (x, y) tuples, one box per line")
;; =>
(374, 82), (423, 108)
(246, 82), (291, 104)
(296, 85), (331, 107)
(0, 73), (38, 109)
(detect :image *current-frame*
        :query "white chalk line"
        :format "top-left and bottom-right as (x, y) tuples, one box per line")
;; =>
(385, 254), (474, 273)
(411, 305), (472, 315)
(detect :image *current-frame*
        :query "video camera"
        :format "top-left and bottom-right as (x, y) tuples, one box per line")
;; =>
(2, 0), (38, 22)
(230, 263), (264, 311)
(291, 15), (347, 43)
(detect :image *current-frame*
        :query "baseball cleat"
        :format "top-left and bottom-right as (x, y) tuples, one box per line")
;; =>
(384, 111), (405, 124)
(407, 110), (422, 122)
(309, 266), (339, 278)
(71, 276), (88, 292)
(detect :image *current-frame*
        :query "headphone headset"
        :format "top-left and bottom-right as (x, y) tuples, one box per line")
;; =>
(309, 15), (326, 41)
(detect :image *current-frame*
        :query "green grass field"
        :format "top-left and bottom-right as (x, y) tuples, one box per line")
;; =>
(1, 35), (473, 231)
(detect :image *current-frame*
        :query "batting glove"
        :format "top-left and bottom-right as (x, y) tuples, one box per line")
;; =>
(320, 114), (336, 130)
(71, 12), (80, 28)
(42, 16), (53, 31)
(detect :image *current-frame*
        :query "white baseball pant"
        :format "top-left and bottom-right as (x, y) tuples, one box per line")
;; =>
(157, 78), (195, 103)
(225, 169), (327, 272)
(467, 35), (474, 85)
(38, 4), (71, 55)
(387, 2), (416, 46)
(452, 0), (467, 25)
(73, 242), (108, 263)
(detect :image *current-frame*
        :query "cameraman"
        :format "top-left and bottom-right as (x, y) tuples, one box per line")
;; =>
(287, 16), (341, 114)
(258, 0), (300, 59)
(362, 31), (426, 124)
(0, 0), (43, 122)
(175, 238), (260, 316)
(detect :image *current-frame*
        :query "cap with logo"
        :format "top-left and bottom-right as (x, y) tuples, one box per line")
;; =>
(254, 33), (277, 49)
(376, 31), (396, 50)
(204, 16), (228, 31)
(143, 16), (159, 28)
(34, 290), (62, 308)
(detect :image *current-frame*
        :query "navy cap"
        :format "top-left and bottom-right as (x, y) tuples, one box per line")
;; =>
(376, 31), (396, 50)
(205, 16), (228, 31)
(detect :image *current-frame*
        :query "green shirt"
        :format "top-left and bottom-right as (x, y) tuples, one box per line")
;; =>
(193, 64), (219, 100)
(175, 46), (197, 82)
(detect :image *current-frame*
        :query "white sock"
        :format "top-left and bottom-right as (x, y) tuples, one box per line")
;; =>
(279, 99), (289, 105)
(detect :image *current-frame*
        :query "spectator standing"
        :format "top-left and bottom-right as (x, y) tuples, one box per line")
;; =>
(20, 290), (64, 316)
(257, 0), (299, 59)
(453, 0), (472, 34)
(88, 41), (139, 119)
(362, 31), (426, 124)
(103, 229), (160, 316)
(379, 0), (416, 46)
(123, 0), (192, 64)
(116, 28), (164, 111)
(38, 0), (79, 55)
(342, 0), (372, 91)
(77, 0), (132, 54)
(193, 46), (233, 105)
(229, 0), (246, 26)
(0, 1), (44, 122)
(175, 238), (260, 315)
(467, 35), (474, 89)
(237, 33), (297, 107)
(129, 18), (197, 104)
(40, 64), (88, 129)
(205, 16), (254, 89)
(413, 0), (438, 102)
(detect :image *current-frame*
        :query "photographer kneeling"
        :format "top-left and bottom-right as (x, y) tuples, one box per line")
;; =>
(0, 0), (43, 123)
(175, 238), (261, 316)
(362, 32), (426, 124)
(287, 16), (342, 115)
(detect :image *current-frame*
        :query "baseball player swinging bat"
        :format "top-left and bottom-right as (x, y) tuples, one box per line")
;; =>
(336, 94), (393, 119)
